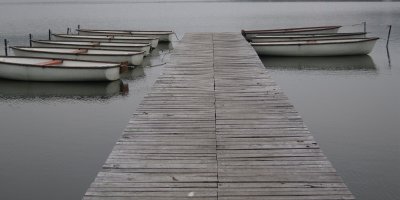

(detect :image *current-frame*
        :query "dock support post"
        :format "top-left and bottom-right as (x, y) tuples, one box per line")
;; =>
(386, 25), (392, 48)
(4, 39), (8, 56)
(29, 34), (32, 47)
(363, 21), (367, 32)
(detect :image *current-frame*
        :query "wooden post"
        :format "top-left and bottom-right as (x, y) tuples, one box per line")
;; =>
(48, 29), (51, 40)
(29, 34), (32, 47)
(77, 25), (80, 35)
(362, 21), (366, 32)
(386, 47), (391, 68)
(386, 25), (392, 48)
(67, 28), (70, 35)
(4, 39), (8, 56)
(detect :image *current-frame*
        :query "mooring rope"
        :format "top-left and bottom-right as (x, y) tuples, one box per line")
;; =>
(174, 32), (181, 41)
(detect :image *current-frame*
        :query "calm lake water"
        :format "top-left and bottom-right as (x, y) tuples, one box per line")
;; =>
(0, 1), (399, 200)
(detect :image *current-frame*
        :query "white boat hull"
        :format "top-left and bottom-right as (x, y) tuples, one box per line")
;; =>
(245, 28), (339, 38)
(52, 35), (159, 48)
(129, 33), (173, 42)
(77, 29), (174, 42)
(250, 33), (366, 43)
(252, 38), (378, 56)
(32, 41), (151, 56)
(79, 31), (174, 42)
(12, 48), (144, 65)
(0, 57), (120, 81)
(242, 26), (341, 39)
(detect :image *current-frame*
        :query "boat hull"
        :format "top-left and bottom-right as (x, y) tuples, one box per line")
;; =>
(129, 33), (173, 42)
(12, 48), (144, 65)
(245, 28), (339, 38)
(79, 31), (174, 42)
(243, 26), (341, 38)
(32, 41), (151, 56)
(0, 57), (120, 82)
(52, 35), (159, 48)
(252, 38), (378, 56)
(250, 33), (366, 43)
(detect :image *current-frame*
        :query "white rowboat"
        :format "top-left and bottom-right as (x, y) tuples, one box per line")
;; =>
(0, 57), (121, 81)
(242, 25), (341, 38)
(77, 29), (175, 42)
(31, 40), (151, 55)
(251, 37), (379, 56)
(249, 32), (367, 43)
(11, 47), (145, 65)
(52, 34), (159, 48)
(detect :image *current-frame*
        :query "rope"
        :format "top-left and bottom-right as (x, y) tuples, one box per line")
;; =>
(174, 32), (181, 41)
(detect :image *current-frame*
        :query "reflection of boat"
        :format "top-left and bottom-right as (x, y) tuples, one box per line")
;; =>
(120, 67), (145, 80)
(251, 38), (379, 56)
(242, 25), (341, 38)
(261, 55), (376, 71)
(152, 42), (173, 54)
(32, 40), (151, 56)
(248, 32), (367, 42)
(52, 34), (159, 48)
(77, 29), (175, 42)
(0, 79), (128, 99)
(0, 56), (121, 81)
(11, 47), (145, 65)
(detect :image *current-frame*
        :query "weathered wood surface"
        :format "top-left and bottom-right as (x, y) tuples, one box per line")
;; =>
(83, 33), (354, 200)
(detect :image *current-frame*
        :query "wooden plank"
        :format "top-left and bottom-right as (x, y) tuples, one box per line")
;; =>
(213, 33), (353, 200)
(83, 33), (217, 200)
(83, 33), (354, 200)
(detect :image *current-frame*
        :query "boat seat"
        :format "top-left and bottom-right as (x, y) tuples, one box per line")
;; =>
(37, 59), (63, 66)
(72, 49), (89, 54)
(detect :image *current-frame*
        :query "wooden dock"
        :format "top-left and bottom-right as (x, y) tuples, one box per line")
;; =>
(83, 33), (355, 200)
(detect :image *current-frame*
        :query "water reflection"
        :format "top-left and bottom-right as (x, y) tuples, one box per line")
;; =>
(120, 66), (145, 80)
(141, 42), (173, 67)
(261, 55), (377, 71)
(386, 47), (392, 68)
(0, 79), (128, 101)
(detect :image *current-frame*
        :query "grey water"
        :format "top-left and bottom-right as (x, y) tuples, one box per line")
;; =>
(0, 1), (399, 200)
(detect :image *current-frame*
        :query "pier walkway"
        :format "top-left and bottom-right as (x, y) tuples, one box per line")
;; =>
(83, 33), (355, 200)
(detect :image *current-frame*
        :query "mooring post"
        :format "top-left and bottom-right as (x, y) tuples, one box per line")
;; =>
(77, 25), (80, 35)
(67, 28), (70, 35)
(29, 34), (32, 47)
(386, 25), (392, 48)
(4, 39), (8, 56)
(48, 29), (52, 40)
(362, 21), (366, 33)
